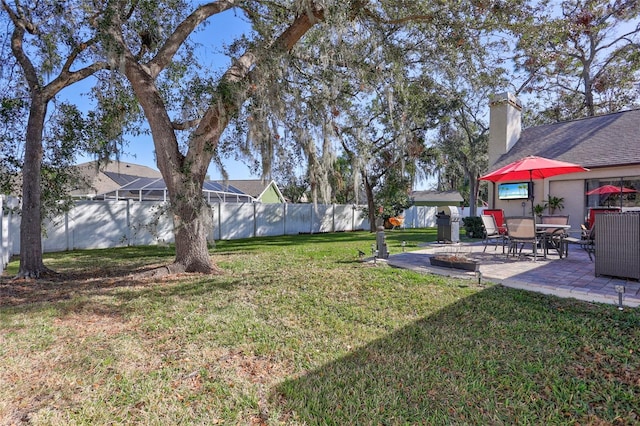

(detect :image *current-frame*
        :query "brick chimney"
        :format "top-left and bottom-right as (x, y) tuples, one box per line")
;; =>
(488, 92), (522, 168)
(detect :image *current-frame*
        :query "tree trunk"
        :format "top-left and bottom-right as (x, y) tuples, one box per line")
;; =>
(170, 183), (218, 273)
(18, 95), (51, 278)
(363, 172), (377, 232)
(583, 70), (595, 117)
(468, 172), (478, 217)
(124, 60), (218, 274)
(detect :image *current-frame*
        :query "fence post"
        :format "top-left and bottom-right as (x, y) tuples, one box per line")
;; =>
(332, 203), (336, 232)
(126, 199), (132, 246)
(1, 196), (4, 271)
(208, 203), (215, 243)
(65, 210), (70, 251)
(217, 202), (221, 241)
(412, 206), (417, 228)
(282, 203), (286, 236)
(253, 202), (257, 238)
(352, 204), (355, 231)
(309, 204), (314, 234)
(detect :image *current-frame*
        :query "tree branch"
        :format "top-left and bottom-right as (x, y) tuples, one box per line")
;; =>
(45, 61), (111, 100)
(172, 118), (202, 131)
(148, 0), (240, 77)
(191, 4), (325, 147)
(4, 7), (40, 92)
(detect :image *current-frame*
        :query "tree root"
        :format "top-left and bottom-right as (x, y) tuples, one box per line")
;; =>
(132, 262), (224, 279)
(14, 266), (57, 280)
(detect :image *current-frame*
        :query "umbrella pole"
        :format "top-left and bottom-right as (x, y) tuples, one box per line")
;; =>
(529, 172), (535, 219)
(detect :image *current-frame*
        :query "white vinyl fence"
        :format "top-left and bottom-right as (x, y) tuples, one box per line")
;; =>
(1, 199), (468, 268)
(1, 197), (15, 271)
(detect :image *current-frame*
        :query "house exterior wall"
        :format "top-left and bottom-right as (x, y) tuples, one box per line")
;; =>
(490, 163), (640, 230)
(258, 185), (283, 203)
(544, 165), (640, 229)
(492, 174), (593, 229)
(491, 188), (536, 218)
(549, 179), (586, 231)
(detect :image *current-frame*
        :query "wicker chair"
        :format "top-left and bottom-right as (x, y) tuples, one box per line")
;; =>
(595, 212), (640, 279)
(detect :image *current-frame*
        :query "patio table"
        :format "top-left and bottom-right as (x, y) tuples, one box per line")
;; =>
(535, 223), (571, 258)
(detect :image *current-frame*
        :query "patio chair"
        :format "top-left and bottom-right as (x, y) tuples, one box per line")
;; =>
(483, 209), (507, 235)
(481, 214), (507, 253)
(505, 216), (544, 261)
(540, 215), (570, 257)
(564, 224), (595, 261)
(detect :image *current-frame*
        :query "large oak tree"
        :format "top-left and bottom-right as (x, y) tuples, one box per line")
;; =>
(1, 1), (112, 278)
(100, 1), (328, 274)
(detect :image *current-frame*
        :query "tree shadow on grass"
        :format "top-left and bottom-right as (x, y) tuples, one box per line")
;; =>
(274, 286), (639, 425)
(0, 262), (266, 310)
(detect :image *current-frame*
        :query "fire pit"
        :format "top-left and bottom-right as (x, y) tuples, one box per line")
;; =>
(429, 254), (479, 272)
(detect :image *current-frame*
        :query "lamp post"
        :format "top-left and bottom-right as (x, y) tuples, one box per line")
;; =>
(376, 226), (388, 259)
(615, 285), (625, 310)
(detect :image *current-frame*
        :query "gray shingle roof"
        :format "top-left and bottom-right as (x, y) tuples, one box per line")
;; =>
(216, 180), (271, 199)
(410, 190), (464, 203)
(494, 109), (640, 170)
(71, 161), (163, 197)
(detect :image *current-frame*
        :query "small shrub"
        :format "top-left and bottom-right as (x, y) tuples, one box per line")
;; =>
(462, 216), (483, 238)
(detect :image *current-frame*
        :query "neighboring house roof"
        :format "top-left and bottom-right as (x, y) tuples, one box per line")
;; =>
(111, 177), (256, 202)
(410, 190), (464, 204)
(494, 108), (640, 170)
(217, 179), (285, 203)
(71, 161), (163, 197)
(71, 161), (284, 203)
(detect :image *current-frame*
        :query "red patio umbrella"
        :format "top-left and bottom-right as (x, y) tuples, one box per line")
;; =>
(585, 185), (637, 195)
(586, 184), (637, 208)
(479, 156), (589, 215)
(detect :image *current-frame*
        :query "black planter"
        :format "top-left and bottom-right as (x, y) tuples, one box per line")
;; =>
(429, 257), (479, 272)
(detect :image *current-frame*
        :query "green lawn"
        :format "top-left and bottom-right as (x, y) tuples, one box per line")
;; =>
(1, 229), (638, 425)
